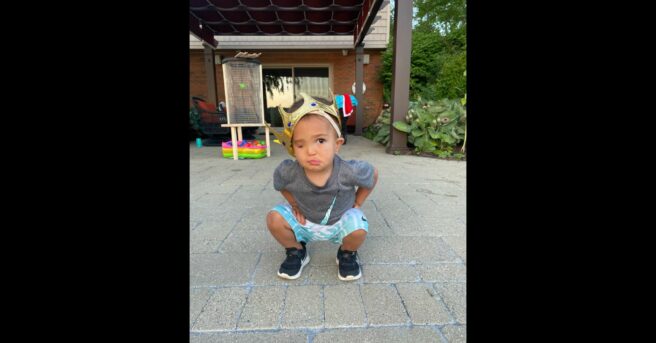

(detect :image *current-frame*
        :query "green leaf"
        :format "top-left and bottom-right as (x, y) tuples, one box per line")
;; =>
(422, 141), (436, 152)
(415, 135), (426, 148)
(411, 128), (425, 137)
(428, 127), (439, 139)
(392, 121), (410, 133)
(417, 111), (433, 123)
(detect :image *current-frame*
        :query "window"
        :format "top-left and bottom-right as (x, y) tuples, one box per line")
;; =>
(262, 66), (330, 126)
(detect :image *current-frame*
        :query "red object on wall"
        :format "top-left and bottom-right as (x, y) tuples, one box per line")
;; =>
(197, 100), (217, 113)
(347, 107), (356, 126)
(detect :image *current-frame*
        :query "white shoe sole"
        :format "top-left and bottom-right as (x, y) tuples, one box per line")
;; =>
(277, 254), (310, 280)
(336, 257), (361, 281)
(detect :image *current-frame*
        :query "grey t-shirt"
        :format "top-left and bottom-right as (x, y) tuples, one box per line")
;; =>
(273, 155), (375, 225)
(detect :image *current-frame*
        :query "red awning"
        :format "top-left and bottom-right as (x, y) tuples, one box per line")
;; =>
(189, 0), (384, 48)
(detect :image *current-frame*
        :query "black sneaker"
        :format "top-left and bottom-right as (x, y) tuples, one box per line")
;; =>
(277, 241), (309, 280)
(336, 246), (361, 281)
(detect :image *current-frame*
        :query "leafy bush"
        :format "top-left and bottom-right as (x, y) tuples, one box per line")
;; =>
(363, 107), (391, 146)
(392, 98), (466, 159)
(189, 107), (201, 138)
(364, 98), (466, 159)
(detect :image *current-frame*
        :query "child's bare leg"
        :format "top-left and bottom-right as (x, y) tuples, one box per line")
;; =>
(341, 229), (367, 251)
(267, 211), (303, 249)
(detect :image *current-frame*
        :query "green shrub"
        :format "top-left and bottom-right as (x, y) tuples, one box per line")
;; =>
(392, 98), (466, 159)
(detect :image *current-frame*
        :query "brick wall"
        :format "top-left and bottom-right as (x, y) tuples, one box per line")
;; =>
(189, 50), (385, 127)
(189, 50), (210, 102)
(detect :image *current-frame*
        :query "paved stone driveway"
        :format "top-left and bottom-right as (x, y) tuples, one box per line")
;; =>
(190, 134), (466, 342)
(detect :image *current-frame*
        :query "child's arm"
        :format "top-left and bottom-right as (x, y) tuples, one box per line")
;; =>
(280, 189), (306, 225)
(353, 167), (378, 208)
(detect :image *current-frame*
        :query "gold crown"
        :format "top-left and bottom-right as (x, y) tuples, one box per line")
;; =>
(267, 92), (341, 157)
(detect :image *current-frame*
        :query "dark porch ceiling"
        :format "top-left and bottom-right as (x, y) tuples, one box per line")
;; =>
(189, 0), (384, 48)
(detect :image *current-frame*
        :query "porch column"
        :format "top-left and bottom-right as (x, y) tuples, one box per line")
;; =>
(203, 44), (218, 104)
(386, 0), (412, 154)
(355, 43), (364, 135)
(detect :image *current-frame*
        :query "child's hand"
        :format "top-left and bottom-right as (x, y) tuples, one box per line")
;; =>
(291, 205), (306, 225)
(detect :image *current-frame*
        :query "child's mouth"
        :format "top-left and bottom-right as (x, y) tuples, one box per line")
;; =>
(308, 160), (321, 165)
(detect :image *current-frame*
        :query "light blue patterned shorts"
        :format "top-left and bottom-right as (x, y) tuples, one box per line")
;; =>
(270, 204), (368, 244)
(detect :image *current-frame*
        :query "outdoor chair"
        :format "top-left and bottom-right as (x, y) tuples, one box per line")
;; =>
(191, 96), (230, 146)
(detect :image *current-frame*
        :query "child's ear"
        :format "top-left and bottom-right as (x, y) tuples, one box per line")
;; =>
(335, 136), (345, 151)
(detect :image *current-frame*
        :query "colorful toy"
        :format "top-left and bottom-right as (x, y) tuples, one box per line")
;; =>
(222, 140), (268, 159)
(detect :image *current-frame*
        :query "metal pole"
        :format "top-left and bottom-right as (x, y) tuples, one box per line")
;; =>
(386, 0), (412, 154)
(355, 43), (364, 135)
(203, 44), (218, 105)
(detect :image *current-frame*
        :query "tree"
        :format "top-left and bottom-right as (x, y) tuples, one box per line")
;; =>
(379, 0), (466, 102)
(414, 0), (466, 35)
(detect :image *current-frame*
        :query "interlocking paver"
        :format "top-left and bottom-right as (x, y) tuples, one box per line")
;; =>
(361, 264), (419, 283)
(416, 263), (466, 282)
(190, 253), (259, 286)
(441, 324), (467, 343)
(313, 326), (442, 342)
(396, 283), (452, 324)
(192, 287), (248, 331)
(434, 282), (466, 324)
(190, 287), (214, 327)
(360, 283), (409, 325)
(281, 285), (323, 328)
(323, 284), (366, 327)
(190, 330), (307, 343)
(236, 286), (286, 330)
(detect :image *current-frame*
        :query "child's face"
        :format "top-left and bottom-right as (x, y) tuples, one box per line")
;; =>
(292, 113), (344, 173)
